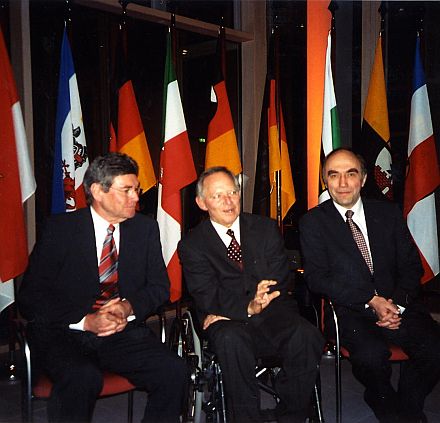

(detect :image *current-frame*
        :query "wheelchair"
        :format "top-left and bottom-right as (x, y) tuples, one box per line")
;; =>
(169, 308), (324, 423)
(169, 309), (226, 423)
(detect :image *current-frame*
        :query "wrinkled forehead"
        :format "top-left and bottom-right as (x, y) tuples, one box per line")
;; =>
(203, 172), (238, 193)
(324, 151), (362, 174)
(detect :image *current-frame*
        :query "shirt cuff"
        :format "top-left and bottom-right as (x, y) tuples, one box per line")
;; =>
(69, 316), (86, 331)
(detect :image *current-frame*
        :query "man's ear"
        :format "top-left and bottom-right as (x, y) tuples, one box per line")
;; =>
(90, 183), (103, 202)
(361, 174), (367, 188)
(195, 196), (208, 211)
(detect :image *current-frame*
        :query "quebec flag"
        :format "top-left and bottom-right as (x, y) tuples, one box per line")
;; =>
(51, 28), (88, 214)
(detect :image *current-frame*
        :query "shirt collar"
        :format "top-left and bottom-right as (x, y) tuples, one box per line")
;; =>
(332, 197), (364, 221)
(210, 217), (241, 246)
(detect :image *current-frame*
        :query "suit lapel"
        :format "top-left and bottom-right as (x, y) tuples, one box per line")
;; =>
(77, 209), (100, 282)
(363, 199), (382, 268)
(240, 214), (257, 270)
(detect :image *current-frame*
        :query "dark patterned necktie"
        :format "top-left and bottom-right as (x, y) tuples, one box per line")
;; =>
(93, 224), (119, 310)
(345, 210), (374, 274)
(226, 229), (242, 266)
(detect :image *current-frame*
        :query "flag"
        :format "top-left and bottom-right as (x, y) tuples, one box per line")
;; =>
(51, 28), (88, 214)
(205, 27), (242, 175)
(360, 35), (392, 200)
(0, 26), (36, 312)
(157, 32), (197, 302)
(111, 27), (156, 192)
(253, 78), (271, 216)
(268, 80), (295, 220)
(253, 34), (295, 221)
(403, 36), (440, 284)
(306, 2), (332, 209)
(319, 31), (341, 204)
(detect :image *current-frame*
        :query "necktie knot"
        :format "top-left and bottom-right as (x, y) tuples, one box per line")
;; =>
(227, 229), (235, 238)
(345, 210), (354, 219)
(107, 224), (115, 234)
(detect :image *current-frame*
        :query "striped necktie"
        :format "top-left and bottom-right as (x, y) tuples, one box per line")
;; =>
(93, 224), (119, 310)
(345, 210), (374, 274)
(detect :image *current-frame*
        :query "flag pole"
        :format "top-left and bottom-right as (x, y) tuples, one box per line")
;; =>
(273, 26), (282, 230)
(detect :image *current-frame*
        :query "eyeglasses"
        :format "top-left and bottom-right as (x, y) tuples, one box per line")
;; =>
(109, 185), (143, 196)
(208, 190), (240, 202)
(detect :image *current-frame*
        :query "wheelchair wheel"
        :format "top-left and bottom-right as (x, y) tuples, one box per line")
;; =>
(182, 311), (203, 423)
(169, 311), (203, 423)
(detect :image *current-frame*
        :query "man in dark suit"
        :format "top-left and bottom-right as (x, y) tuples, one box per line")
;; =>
(19, 153), (188, 423)
(178, 166), (324, 423)
(299, 148), (440, 423)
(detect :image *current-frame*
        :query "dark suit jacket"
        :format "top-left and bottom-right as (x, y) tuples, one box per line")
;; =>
(299, 199), (423, 313)
(178, 213), (297, 338)
(19, 207), (170, 328)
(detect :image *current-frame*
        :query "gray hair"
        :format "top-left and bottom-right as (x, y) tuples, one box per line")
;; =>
(83, 152), (138, 205)
(196, 166), (240, 198)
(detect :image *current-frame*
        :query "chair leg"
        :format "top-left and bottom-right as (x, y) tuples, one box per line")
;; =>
(335, 350), (342, 423)
(313, 377), (324, 423)
(215, 362), (227, 423)
(127, 391), (133, 423)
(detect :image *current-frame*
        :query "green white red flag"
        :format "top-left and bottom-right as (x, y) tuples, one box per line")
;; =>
(157, 32), (196, 302)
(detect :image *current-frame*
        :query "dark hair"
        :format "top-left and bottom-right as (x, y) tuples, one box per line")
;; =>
(322, 147), (367, 183)
(196, 166), (240, 198)
(83, 152), (138, 205)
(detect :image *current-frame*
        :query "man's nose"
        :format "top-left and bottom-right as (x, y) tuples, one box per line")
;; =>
(339, 175), (348, 186)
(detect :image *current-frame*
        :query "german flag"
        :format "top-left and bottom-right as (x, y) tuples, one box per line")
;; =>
(268, 79), (295, 220)
(253, 33), (295, 221)
(205, 26), (242, 175)
(117, 80), (156, 193)
(111, 24), (156, 193)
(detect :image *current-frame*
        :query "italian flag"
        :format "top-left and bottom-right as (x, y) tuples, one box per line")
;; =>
(157, 31), (196, 302)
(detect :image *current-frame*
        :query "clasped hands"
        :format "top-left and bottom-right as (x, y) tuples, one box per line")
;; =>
(203, 280), (280, 330)
(84, 298), (133, 337)
(368, 295), (402, 330)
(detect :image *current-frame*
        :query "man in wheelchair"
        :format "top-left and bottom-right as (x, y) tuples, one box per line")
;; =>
(178, 167), (324, 423)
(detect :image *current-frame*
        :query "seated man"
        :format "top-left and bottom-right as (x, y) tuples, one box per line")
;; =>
(178, 166), (324, 423)
(19, 152), (188, 423)
(299, 148), (440, 423)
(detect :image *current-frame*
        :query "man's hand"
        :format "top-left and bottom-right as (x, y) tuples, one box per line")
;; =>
(368, 296), (401, 330)
(247, 280), (280, 317)
(84, 298), (131, 336)
(203, 314), (230, 330)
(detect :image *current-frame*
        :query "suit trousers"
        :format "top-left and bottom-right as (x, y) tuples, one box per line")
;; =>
(206, 314), (324, 423)
(339, 304), (440, 422)
(28, 322), (189, 423)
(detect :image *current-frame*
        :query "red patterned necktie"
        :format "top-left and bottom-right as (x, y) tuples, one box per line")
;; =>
(93, 224), (119, 310)
(345, 210), (374, 274)
(226, 229), (242, 268)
